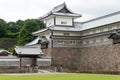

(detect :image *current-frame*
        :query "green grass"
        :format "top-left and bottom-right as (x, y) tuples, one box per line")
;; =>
(0, 74), (120, 80)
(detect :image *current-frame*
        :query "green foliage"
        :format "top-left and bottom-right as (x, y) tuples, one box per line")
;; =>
(0, 18), (45, 49)
(0, 48), (3, 50)
(7, 47), (14, 53)
(18, 19), (45, 45)
(0, 19), (7, 37)
(6, 32), (19, 38)
(7, 20), (24, 33)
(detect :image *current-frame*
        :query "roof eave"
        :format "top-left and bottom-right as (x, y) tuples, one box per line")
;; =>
(52, 13), (81, 18)
(32, 28), (51, 36)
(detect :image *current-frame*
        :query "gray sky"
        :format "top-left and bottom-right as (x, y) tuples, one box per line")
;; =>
(0, 0), (120, 22)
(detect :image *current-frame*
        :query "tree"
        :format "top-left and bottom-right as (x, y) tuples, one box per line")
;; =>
(15, 20), (24, 31)
(0, 19), (7, 37)
(7, 20), (24, 33)
(18, 19), (45, 45)
(7, 22), (17, 33)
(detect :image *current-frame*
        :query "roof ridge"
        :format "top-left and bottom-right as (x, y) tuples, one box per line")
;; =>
(53, 2), (65, 10)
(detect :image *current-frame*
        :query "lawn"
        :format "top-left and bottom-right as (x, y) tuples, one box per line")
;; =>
(0, 74), (120, 80)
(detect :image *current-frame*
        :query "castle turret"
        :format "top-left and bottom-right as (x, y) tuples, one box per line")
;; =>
(40, 3), (81, 27)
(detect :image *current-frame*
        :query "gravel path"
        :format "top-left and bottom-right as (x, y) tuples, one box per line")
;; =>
(3, 70), (69, 76)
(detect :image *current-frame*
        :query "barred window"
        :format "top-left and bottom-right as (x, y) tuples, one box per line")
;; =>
(63, 33), (69, 36)
(61, 21), (67, 24)
(57, 40), (64, 44)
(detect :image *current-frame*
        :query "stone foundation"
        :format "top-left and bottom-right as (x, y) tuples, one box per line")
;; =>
(0, 40), (16, 49)
(0, 66), (20, 73)
(80, 44), (120, 71)
(51, 47), (81, 71)
(49, 44), (120, 71)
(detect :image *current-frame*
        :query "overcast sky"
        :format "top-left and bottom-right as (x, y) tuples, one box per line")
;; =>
(0, 0), (120, 22)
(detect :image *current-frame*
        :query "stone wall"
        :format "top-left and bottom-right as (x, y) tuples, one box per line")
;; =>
(21, 58), (36, 67)
(0, 40), (17, 49)
(51, 47), (81, 71)
(80, 44), (120, 71)
(50, 44), (120, 71)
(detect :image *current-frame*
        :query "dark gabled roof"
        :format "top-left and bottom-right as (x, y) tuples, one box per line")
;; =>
(14, 46), (44, 56)
(108, 29), (120, 39)
(39, 3), (81, 20)
(25, 36), (48, 46)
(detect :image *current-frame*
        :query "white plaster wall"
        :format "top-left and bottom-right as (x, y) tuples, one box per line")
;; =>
(56, 16), (73, 26)
(37, 58), (51, 61)
(53, 31), (80, 36)
(45, 32), (51, 40)
(103, 28), (108, 31)
(96, 29), (100, 33)
(0, 59), (19, 61)
(81, 23), (120, 36)
(82, 35), (110, 45)
(38, 31), (51, 40)
(46, 17), (54, 27)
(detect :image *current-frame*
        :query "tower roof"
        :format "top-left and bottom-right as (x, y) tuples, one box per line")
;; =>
(39, 3), (81, 20)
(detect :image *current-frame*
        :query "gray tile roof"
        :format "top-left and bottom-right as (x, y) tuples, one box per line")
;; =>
(32, 25), (81, 35)
(14, 46), (44, 55)
(26, 37), (48, 46)
(83, 11), (120, 23)
(39, 3), (81, 19)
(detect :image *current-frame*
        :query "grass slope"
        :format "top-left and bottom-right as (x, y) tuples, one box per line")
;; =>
(0, 74), (120, 80)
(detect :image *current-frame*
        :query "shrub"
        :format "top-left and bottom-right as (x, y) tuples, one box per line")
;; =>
(5, 32), (19, 38)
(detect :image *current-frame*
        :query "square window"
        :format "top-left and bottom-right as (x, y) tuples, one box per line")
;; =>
(61, 21), (67, 24)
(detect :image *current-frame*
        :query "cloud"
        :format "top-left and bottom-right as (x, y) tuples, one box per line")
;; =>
(0, 0), (119, 22)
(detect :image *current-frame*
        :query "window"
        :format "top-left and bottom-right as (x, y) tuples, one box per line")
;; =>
(70, 41), (76, 45)
(57, 40), (64, 44)
(117, 25), (120, 29)
(83, 32), (86, 35)
(61, 21), (67, 24)
(86, 41), (89, 44)
(108, 26), (112, 31)
(63, 33), (69, 36)
(93, 30), (96, 34)
(100, 28), (103, 32)
(55, 40), (77, 45)
(112, 26), (117, 30)
(64, 40), (76, 45)
(41, 43), (48, 49)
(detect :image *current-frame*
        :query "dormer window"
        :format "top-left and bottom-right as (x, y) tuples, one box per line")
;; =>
(61, 21), (67, 25)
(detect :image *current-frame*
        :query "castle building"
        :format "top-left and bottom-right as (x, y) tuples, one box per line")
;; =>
(28, 3), (120, 71)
